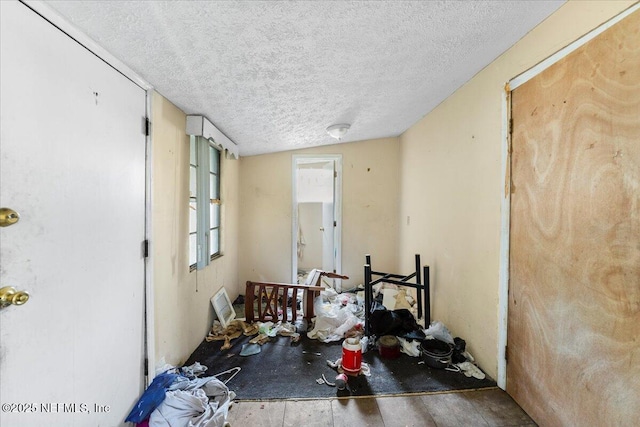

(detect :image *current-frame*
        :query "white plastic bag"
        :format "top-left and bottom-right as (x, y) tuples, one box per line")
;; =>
(397, 336), (421, 357)
(423, 320), (454, 344)
(307, 289), (363, 342)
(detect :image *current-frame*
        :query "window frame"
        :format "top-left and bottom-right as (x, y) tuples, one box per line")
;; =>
(189, 135), (222, 272)
(208, 143), (221, 261)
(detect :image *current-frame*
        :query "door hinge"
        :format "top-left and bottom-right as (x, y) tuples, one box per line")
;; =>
(509, 118), (513, 135)
(504, 345), (508, 363)
(144, 358), (149, 376)
(143, 240), (150, 258)
(144, 117), (151, 136)
(334, 171), (337, 178)
(333, 221), (337, 227)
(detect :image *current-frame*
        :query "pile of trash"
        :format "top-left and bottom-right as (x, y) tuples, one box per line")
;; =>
(307, 288), (365, 342)
(125, 363), (236, 427)
(302, 286), (486, 380)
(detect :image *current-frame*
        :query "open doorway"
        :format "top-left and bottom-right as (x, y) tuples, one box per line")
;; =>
(292, 155), (342, 291)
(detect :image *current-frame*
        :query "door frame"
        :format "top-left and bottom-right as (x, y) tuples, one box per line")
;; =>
(497, 2), (640, 390)
(291, 154), (343, 290)
(23, 0), (158, 384)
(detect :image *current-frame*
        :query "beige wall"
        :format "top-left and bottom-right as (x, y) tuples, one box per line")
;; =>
(238, 137), (401, 290)
(398, 0), (636, 380)
(151, 92), (239, 367)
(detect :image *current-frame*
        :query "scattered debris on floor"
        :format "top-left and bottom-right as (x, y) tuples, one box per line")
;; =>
(193, 285), (487, 402)
(205, 319), (301, 350)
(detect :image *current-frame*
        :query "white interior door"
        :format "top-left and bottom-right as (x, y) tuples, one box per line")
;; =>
(0, 2), (147, 426)
(321, 200), (335, 272)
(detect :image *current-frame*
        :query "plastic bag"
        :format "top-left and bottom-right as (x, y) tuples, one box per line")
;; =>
(308, 290), (363, 342)
(423, 320), (454, 344)
(397, 336), (421, 357)
(125, 372), (179, 423)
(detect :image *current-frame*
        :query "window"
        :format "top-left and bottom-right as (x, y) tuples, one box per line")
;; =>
(189, 135), (222, 271)
(208, 145), (221, 259)
(189, 138), (198, 268)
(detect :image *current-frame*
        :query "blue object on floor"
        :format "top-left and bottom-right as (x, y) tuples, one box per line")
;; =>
(125, 372), (180, 423)
(240, 343), (261, 356)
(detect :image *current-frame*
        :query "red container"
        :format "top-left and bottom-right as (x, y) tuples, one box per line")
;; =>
(341, 337), (362, 376)
(378, 335), (401, 359)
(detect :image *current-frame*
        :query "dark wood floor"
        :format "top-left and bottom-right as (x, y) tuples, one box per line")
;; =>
(227, 388), (536, 427)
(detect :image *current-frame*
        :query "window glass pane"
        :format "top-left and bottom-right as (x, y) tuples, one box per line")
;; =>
(190, 136), (196, 165)
(189, 233), (197, 266)
(209, 174), (219, 199)
(189, 200), (197, 233)
(209, 228), (219, 257)
(189, 166), (197, 198)
(210, 202), (220, 228)
(209, 145), (219, 174)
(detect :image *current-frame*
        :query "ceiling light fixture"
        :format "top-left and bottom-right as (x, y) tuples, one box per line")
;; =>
(326, 123), (350, 141)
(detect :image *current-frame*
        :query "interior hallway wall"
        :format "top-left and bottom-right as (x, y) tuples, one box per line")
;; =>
(397, 0), (637, 381)
(238, 137), (401, 290)
(151, 92), (239, 368)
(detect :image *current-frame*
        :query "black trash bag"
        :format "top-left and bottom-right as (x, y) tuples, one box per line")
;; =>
(369, 308), (425, 340)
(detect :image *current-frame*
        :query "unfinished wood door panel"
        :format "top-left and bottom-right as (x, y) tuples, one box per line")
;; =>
(508, 10), (640, 427)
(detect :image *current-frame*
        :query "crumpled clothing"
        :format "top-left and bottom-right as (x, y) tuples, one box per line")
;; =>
(150, 389), (216, 427)
(455, 361), (486, 379)
(168, 375), (229, 396)
(154, 377), (234, 427)
(180, 362), (208, 379)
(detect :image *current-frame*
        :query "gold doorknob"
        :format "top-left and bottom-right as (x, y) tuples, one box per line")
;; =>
(0, 286), (30, 309)
(0, 208), (20, 227)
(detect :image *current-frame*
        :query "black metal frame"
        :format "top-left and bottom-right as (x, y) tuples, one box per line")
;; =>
(364, 253), (430, 337)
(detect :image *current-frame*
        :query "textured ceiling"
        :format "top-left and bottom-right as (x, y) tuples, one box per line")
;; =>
(46, 0), (564, 156)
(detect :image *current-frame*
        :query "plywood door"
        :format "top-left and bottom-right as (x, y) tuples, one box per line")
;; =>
(507, 11), (640, 427)
(0, 2), (146, 426)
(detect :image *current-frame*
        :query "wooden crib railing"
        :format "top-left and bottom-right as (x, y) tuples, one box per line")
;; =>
(245, 269), (349, 323)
